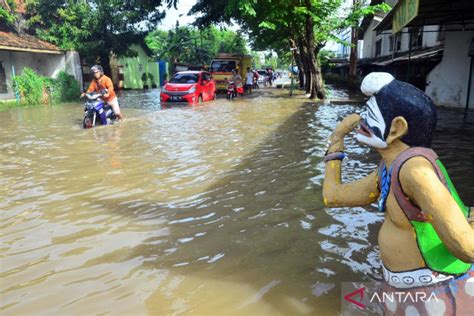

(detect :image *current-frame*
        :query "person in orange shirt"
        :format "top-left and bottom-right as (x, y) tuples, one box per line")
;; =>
(81, 65), (124, 120)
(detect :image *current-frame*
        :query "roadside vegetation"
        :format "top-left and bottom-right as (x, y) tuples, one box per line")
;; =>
(0, 0), (16, 26)
(11, 68), (80, 106)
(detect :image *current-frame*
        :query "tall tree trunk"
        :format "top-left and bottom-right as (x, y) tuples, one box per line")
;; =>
(297, 37), (311, 93)
(100, 54), (112, 78)
(314, 47), (325, 99)
(304, 2), (325, 99)
(294, 56), (305, 90)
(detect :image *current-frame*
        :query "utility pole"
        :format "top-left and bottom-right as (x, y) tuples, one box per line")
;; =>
(348, 0), (359, 85)
(465, 38), (474, 118)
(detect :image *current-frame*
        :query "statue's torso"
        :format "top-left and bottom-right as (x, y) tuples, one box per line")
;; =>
(378, 190), (426, 271)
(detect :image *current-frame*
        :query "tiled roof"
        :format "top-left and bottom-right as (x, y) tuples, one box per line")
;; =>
(0, 31), (62, 53)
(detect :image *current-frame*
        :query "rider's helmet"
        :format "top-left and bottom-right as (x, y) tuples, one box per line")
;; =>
(90, 65), (103, 74)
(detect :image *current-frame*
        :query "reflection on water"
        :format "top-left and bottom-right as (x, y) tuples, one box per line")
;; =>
(1, 89), (473, 315)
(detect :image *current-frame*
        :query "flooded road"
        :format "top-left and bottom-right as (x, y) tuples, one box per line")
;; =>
(1, 88), (473, 315)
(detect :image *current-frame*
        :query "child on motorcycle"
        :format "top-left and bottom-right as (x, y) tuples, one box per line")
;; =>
(81, 65), (124, 121)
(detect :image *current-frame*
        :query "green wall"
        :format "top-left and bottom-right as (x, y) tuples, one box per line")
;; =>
(118, 44), (159, 89)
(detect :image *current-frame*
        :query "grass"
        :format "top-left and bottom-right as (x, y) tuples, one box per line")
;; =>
(0, 100), (20, 112)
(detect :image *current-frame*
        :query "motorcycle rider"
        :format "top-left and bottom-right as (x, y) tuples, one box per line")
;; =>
(81, 65), (123, 121)
(231, 69), (244, 97)
(253, 69), (259, 89)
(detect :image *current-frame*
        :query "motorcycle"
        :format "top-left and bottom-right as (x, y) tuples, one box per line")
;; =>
(226, 80), (237, 100)
(82, 89), (116, 129)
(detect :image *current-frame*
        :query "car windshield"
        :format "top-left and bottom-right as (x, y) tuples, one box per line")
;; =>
(210, 60), (236, 72)
(170, 73), (199, 84)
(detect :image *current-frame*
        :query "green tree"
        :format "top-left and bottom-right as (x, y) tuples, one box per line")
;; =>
(146, 25), (249, 71)
(190, 0), (388, 99)
(0, 0), (16, 26)
(25, 0), (178, 75)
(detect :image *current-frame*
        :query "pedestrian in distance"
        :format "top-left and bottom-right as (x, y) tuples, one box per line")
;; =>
(245, 67), (253, 94)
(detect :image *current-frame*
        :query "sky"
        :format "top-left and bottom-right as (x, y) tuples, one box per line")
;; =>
(159, 0), (199, 30)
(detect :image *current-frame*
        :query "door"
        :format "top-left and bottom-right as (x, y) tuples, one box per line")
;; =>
(201, 72), (213, 100)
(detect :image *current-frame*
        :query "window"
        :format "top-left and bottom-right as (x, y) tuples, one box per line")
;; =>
(0, 62), (7, 94)
(410, 27), (423, 49)
(170, 73), (199, 84)
(437, 25), (445, 42)
(210, 60), (237, 72)
(396, 33), (401, 51)
(389, 35), (394, 52)
(375, 39), (382, 57)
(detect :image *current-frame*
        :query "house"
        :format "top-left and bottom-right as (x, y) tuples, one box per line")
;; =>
(110, 43), (162, 90)
(326, 28), (356, 59)
(0, 1), (82, 101)
(357, 0), (444, 92)
(361, 0), (474, 109)
(324, 27), (363, 77)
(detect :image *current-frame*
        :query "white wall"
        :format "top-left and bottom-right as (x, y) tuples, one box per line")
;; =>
(0, 50), (82, 101)
(426, 28), (474, 108)
(362, 19), (379, 58)
(362, 24), (442, 59)
(423, 25), (441, 47)
(65, 51), (83, 87)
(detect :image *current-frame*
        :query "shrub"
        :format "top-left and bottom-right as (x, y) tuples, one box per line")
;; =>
(148, 72), (155, 85)
(13, 68), (45, 105)
(12, 68), (80, 105)
(141, 72), (148, 83)
(54, 71), (81, 102)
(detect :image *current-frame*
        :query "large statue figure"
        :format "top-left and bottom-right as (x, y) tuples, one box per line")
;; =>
(323, 72), (474, 314)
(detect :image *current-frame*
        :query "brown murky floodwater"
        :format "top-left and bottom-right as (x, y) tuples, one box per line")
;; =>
(1, 88), (473, 315)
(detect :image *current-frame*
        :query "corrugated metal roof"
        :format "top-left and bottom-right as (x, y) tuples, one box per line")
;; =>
(374, 0), (474, 33)
(372, 47), (443, 65)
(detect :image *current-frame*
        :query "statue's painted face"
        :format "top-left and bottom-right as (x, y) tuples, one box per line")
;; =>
(356, 97), (388, 149)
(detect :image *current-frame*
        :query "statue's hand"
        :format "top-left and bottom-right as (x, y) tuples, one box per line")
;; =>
(327, 114), (361, 153)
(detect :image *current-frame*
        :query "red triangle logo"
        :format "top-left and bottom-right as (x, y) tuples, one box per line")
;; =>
(343, 287), (366, 309)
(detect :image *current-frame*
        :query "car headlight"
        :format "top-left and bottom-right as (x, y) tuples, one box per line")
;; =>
(188, 86), (196, 94)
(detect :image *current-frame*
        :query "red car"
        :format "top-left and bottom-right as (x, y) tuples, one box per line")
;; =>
(160, 71), (216, 105)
